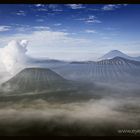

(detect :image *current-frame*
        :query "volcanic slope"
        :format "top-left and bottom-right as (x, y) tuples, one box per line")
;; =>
(53, 57), (140, 83)
(1, 68), (81, 94)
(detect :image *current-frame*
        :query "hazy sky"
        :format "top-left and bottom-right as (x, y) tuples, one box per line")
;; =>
(0, 4), (140, 60)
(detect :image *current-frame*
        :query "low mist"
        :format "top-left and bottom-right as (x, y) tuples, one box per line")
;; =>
(0, 95), (139, 136)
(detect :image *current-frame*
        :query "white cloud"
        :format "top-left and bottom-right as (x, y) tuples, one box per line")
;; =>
(102, 4), (118, 11)
(36, 19), (45, 22)
(85, 30), (96, 33)
(35, 4), (44, 7)
(16, 27), (27, 32)
(2, 26), (137, 61)
(102, 37), (111, 40)
(123, 4), (128, 6)
(16, 10), (26, 16)
(34, 4), (48, 11)
(105, 27), (117, 31)
(14, 25), (31, 32)
(0, 28), (139, 61)
(33, 26), (50, 30)
(54, 23), (62, 26)
(67, 4), (85, 9)
(0, 26), (11, 32)
(102, 4), (127, 11)
(77, 16), (101, 23)
(11, 25), (50, 33)
(35, 4), (62, 12)
(48, 4), (63, 12)
(87, 8), (100, 11)
(0, 29), (97, 61)
(86, 16), (101, 23)
(37, 8), (48, 11)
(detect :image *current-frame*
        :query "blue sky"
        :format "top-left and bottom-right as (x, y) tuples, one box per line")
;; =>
(0, 4), (140, 60)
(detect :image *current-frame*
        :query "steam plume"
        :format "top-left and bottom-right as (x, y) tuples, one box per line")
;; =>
(1, 40), (29, 74)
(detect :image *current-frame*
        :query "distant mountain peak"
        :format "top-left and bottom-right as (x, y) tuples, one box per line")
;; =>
(110, 50), (122, 53)
(99, 50), (130, 60)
